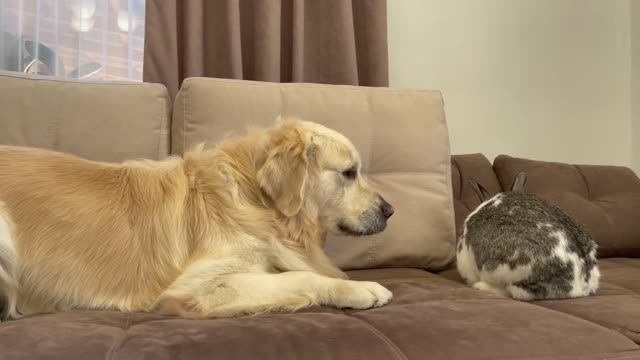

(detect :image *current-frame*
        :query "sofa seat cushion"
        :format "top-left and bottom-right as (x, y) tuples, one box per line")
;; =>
(438, 258), (640, 344)
(1, 269), (637, 360)
(171, 77), (456, 271)
(493, 155), (640, 257)
(534, 258), (640, 344)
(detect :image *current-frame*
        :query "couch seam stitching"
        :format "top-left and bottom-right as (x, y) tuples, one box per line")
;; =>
(440, 102), (457, 268)
(575, 165), (591, 200)
(348, 314), (409, 360)
(158, 87), (166, 159)
(0, 71), (164, 87)
(588, 319), (639, 335)
(452, 159), (474, 215)
(366, 105), (377, 268)
(602, 260), (640, 271)
(538, 299), (640, 334)
(183, 82), (187, 155)
(47, 113), (58, 152)
(183, 77), (442, 95)
(529, 302), (640, 344)
(500, 348), (640, 360)
(105, 314), (133, 360)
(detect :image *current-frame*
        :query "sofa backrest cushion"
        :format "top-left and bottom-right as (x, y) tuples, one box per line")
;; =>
(493, 155), (640, 258)
(0, 71), (171, 161)
(172, 77), (456, 271)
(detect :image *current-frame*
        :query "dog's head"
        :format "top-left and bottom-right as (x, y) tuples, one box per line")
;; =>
(256, 119), (394, 236)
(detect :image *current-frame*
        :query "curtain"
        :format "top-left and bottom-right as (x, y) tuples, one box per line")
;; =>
(0, 0), (145, 81)
(143, 0), (388, 99)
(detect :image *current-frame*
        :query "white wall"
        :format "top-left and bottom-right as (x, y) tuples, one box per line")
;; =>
(632, 2), (640, 174)
(388, 0), (634, 171)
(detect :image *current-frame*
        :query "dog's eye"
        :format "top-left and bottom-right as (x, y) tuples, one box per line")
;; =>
(342, 167), (357, 180)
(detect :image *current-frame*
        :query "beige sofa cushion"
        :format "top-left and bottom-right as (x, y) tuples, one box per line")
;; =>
(172, 77), (455, 271)
(0, 71), (171, 161)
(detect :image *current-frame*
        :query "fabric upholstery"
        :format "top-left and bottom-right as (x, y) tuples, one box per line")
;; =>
(493, 155), (640, 257)
(3, 71), (640, 360)
(171, 77), (455, 271)
(534, 259), (640, 344)
(0, 71), (171, 162)
(450, 154), (503, 237)
(1, 268), (637, 360)
(143, 0), (389, 99)
(446, 154), (640, 344)
(440, 259), (640, 345)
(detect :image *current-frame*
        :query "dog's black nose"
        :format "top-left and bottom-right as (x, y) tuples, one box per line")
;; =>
(379, 198), (394, 219)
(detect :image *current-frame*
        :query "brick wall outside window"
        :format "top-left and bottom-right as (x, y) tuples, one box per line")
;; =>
(0, 0), (145, 81)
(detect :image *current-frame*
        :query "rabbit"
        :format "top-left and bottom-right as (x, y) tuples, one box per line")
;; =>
(456, 172), (600, 300)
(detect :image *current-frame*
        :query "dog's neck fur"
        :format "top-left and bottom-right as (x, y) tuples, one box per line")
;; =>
(183, 136), (325, 257)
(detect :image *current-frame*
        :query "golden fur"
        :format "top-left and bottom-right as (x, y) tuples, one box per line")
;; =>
(0, 119), (393, 319)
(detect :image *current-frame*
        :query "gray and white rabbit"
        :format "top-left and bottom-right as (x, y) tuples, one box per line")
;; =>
(456, 172), (600, 300)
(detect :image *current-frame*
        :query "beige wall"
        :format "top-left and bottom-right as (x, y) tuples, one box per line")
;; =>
(632, 1), (640, 174)
(388, 0), (634, 171)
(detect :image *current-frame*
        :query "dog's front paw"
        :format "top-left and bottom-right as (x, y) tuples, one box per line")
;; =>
(333, 281), (393, 309)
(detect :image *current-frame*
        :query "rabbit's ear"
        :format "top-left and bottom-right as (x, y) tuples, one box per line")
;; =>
(511, 172), (528, 192)
(468, 179), (491, 202)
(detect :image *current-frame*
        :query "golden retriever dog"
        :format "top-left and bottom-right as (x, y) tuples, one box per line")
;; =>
(0, 119), (395, 319)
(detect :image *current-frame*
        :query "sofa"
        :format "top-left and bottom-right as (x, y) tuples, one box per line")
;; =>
(0, 70), (639, 360)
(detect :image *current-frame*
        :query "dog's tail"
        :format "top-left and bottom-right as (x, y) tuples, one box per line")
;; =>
(0, 202), (20, 320)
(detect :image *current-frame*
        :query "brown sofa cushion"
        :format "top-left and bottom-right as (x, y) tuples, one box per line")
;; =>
(1, 268), (637, 360)
(493, 155), (640, 258)
(444, 155), (640, 345)
(450, 154), (503, 237)
(0, 71), (171, 162)
(533, 258), (640, 344)
(171, 77), (456, 271)
(440, 258), (640, 345)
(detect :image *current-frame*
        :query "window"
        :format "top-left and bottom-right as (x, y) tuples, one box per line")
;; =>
(0, 0), (145, 81)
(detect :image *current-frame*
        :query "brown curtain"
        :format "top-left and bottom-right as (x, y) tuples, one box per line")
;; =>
(143, 0), (389, 99)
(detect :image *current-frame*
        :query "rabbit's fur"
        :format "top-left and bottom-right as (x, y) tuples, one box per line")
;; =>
(457, 173), (600, 300)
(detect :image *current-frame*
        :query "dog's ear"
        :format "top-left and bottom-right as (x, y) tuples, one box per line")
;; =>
(257, 123), (313, 217)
